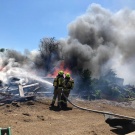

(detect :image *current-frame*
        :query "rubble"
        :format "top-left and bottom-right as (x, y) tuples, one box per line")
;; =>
(26, 101), (35, 105)
(0, 76), (53, 105)
(12, 101), (20, 107)
(37, 115), (45, 121)
(22, 113), (31, 116)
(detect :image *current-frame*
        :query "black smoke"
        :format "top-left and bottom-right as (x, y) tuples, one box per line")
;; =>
(59, 4), (135, 84)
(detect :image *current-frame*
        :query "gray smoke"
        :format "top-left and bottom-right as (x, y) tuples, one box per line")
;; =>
(1, 3), (135, 85)
(60, 3), (135, 84)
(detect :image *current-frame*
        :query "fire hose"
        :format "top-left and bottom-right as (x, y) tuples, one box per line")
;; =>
(62, 92), (135, 120)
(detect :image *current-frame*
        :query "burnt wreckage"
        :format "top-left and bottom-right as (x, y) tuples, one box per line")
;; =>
(0, 76), (53, 104)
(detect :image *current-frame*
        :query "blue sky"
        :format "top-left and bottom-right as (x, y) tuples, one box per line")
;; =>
(0, 0), (135, 52)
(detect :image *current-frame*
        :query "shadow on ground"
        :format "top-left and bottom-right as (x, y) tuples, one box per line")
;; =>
(49, 106), (72, 111)
(105, 115), (135, 135)
(111, 127), (132, 135)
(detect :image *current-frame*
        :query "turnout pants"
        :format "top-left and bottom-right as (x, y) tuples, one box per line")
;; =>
(61, 89), (70, 108)
(51, 87), (62, 106)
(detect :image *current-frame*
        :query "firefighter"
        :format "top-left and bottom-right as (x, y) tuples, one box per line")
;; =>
(61, 73), (74, 108)
(50, 70), (64, 109)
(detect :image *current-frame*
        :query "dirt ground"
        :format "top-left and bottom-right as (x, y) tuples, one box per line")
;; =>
(0, 99), (135, 135)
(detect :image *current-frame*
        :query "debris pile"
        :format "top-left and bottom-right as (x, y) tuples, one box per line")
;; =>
(0, 76), (53, 105)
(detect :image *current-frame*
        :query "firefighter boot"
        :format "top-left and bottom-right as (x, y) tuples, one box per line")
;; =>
(57, 102), (61, 109)
(50, 101), (55, 107)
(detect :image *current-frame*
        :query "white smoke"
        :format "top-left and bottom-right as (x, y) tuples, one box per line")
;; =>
(0, 50), (50, 86)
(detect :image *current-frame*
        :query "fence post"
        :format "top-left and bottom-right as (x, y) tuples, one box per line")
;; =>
(8, 127), (11, 135)
(0, 128), (1, 135)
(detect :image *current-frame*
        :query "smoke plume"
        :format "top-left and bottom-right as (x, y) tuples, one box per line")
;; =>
(1, 3), (135, 85)
(60, 3), (135, 84)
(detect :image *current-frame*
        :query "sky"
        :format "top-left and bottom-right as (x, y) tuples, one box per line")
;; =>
(0, 0), (135, 52)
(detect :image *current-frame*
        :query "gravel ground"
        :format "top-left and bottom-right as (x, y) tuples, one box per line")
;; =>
(0, 99), (135, 135)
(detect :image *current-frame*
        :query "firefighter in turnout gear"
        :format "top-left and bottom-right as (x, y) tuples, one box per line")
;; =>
(61, 73), (74, 108)
(50, 70), (64, 109)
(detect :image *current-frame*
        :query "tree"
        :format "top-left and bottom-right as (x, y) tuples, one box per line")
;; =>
(104, 69), (116, 83)
(39, 37), (59, 57)
(38, 37), (60, 74)
(0, 48), (5, 52)
(77, 69), (93, 100)
(91, 69), (123, 100)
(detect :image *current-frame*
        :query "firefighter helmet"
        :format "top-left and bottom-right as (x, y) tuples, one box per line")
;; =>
(58, 70), (64, 75)
(66, 73), (70, 78)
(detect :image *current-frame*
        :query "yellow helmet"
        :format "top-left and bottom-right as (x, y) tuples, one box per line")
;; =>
(58, 70), (64, 75)
(66, 73), (70, 78)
